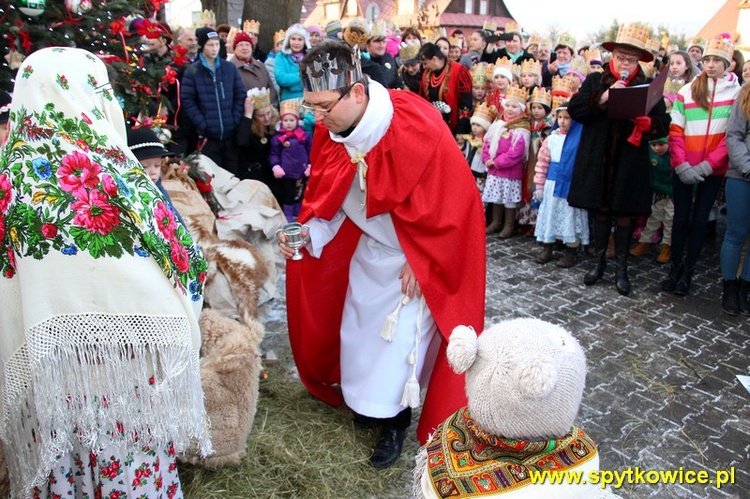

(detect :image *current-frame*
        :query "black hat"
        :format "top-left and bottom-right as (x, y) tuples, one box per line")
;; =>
(127, 127), (174, 161)
(196, 27), (219, 50)
(0, 91), (11, 124)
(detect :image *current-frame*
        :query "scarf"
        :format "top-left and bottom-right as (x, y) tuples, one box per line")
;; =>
(485, 114), (531, 160)
(607, 60), (639, 85)
(421, 407), (598, 497)
(277, 127), (307, 144)
(557, 60), (571, 76)
(0, 48), (211, 497)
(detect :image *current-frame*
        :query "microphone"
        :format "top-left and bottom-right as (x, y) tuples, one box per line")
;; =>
(620, 70), (629, 81)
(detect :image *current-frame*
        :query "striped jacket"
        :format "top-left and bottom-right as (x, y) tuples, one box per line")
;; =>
(669, 72), (740, 175)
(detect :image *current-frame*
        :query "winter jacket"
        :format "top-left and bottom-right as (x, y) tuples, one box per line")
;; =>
(649, 150), (673, 196)
(482, 124), (528, 180)
(181, 55), (246, 141)
(269, 128), (311, 179)
(264, 53), (281, 104)
(229, 55), (278, 106)
(725, 90), (750, 180)
(274, 52), (305, 102)
(669, 72), (740, 176)
(567, 66), (671, 215)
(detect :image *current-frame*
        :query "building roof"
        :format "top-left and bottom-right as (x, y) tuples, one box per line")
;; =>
(695, 0), (742, 40)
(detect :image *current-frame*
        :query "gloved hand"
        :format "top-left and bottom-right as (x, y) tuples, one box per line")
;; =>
(675, 163), (704, 185)
(533, 189), (544, 202)
(432, 101), (451, 114)
(694, 160), (713, 177)
(627, 116), (652, 147)
(272, 165), (285, 178)
(304, 165), (311, 177)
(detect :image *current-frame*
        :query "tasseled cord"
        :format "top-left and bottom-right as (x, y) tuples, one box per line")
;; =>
(400, 295), (426, 409)
(380, 294), (411, 342)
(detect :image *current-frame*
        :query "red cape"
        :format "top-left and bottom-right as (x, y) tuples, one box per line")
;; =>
(286, 90), (486, 443)
(420, 60), (473, 131)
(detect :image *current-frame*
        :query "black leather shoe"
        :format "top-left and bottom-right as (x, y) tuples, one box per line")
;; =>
(369, 429), (406, 469)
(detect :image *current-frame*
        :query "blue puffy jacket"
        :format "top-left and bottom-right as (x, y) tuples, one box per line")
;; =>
(181, 55), (246, 141)
(274, 52), (304, 101)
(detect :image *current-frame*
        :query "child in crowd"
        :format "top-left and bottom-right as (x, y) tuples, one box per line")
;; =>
(519, 59), (542, 94)
(518, 87), (553, 235)
(466, 102), (497, 194)
(565, 57), (589, 94)
(668, 50), (696, 84)
(486, 58), (512, 110)
(533, 102), (589, 267)
(482, 84), (530, 238)
(630, 137), (674, 263)
(399, 40), (422, 93)
(470, 63), (490, 108)
(270, 100), (311, 221)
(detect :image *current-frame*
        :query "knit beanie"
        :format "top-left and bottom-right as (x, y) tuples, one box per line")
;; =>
(307, 25), (323, 37)
(233, 31), (254, 50)
(470, 114), (491, 131)
(325, 20), (343, 39)
(196, 27), (219, 50)
(447, 318), (587, 440)
(493, 66), (512, 82)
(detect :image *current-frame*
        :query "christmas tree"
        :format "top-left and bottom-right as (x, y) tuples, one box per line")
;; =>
(0, 0), (180, 124)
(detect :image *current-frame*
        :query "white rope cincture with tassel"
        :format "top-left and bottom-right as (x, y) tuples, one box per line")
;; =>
(352, 151), (368, 210)
(400, 295), (426, 409)
(380, 294), (411, 342)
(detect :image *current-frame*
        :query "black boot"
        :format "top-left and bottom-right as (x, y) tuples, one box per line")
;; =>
(614, 225), (632, 296)
(661, 263), (683, 292)
(369, 428), (406, 468)
(738, 279), (750, 316)
(584, 220), (611, 286)
(673, 266), (694, 296)
(721, 279), (739, 316)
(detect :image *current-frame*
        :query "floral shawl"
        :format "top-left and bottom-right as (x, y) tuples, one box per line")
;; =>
(0, 47), (211, 497)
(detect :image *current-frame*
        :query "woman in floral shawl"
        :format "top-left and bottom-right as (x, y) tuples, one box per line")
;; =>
(0, 47), (211, 498)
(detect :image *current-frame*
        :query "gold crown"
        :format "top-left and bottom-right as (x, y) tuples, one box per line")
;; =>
(473, 101), (498, 123)
(583, 48), (602, 64)
(556, 33), (576, 51)
(482, 20), (497, 32)
(551, 75), (573, 97)
(688, 37), (707, 51)
(663, 77), (686, 97)
(470, 62), (490, 86)
(280, 99), (299, 117)
(485, 63), (495, 81)
(504, 21), (521, 36)
(520, 58), (541, 76)
(645, 37), (660, 53)
(530, 86), (552, 108)
(449, 36), (462, 48)
(344, 18), (371, 48)
(568, 56), (589, 79)
(274, 30), (286, 44)
(369, 19), (387, 40)
(640, 60), (656, 79)
(247, 87), (271, 109)
(527, 34), (541, 47)
(200, 9), (215, 26)
(399, 40), (421, 62)
(243, 19), (260, 34)
(494, 56), (513, 75)
(612, 22), (649, 51)
(704, 34), (734, 63)
(552, 95), (569, 113)
(512, 63), (521, 79)
(504, 84), (530, 105)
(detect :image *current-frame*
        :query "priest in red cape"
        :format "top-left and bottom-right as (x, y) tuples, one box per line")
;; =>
(281, 40), (486, 469)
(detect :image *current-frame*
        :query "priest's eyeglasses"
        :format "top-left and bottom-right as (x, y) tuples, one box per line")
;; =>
(301, 84), (353, 115)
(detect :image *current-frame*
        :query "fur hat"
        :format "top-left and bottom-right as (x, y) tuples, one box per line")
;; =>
(196, 27), (220, 50)
(282, 23), (311, 54)
(233, 31), (254, 50)
(447, 318), (587, 440)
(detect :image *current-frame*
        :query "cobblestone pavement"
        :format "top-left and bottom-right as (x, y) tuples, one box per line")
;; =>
(261, 228), (750, 499)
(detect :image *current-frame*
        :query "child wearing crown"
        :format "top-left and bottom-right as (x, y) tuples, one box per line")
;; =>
(465, 103), (497, 193)
(519, 58), (542, 95)
(486, 58), (513, 110)
(469, 63), (490, 108)
(518, 87), (553, 234)
(270, 100), (312, 221)
(482, 84), (531, 237)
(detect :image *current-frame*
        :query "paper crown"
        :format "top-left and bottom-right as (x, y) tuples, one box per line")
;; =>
(704, 34), (734, 64)
(552, 95), (569, 113)
(482, 20), (497, 32)
(470, 62), (489, 86)
(504, 84), (530, 105)
(583, 47), (603, 64)
(610, 22), (649, 51)
(274, 30), (286, 44)
(568, 57), (589, 80)
(200, 9), (215, 26)
(504, 21), (521, 36)
(301, 46), (364, 92)
(640, 60), (656, 79)
(344, 18), (371, 48)
(530, 86), (552, 108)
(645, 37), (660, 54)
(473, 101), (498, 123)
(527, 34), (541, 47)
(449, 36), (462, 48)
(399, 40), (421, 62)
(551, 75), (573, 97)
(247, 87), (271, 109)
(663, 76), (686, 97)
(369, 19), (387, 40)
(485, 63), (495, 81)
(494, 56), (513, 75)
(512, 63), (521, 79)
(243, 19), (260, 34)
(520, 58), (542, 76)
(687, 37), (707, 51)
(280, 99), (299, 117)
(555, 33), (576, 51)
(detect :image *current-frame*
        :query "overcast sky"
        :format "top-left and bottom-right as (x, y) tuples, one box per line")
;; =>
(504, 0), (726, 42)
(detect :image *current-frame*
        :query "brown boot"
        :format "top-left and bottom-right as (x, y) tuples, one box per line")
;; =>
(485, 204), (503, 234)
(533, 244), (553, 264)
(629, 242), (651, 256)
(556, 246), (578, 268)
(656, 244), (671, 264)
(498, 208), (517, 238)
